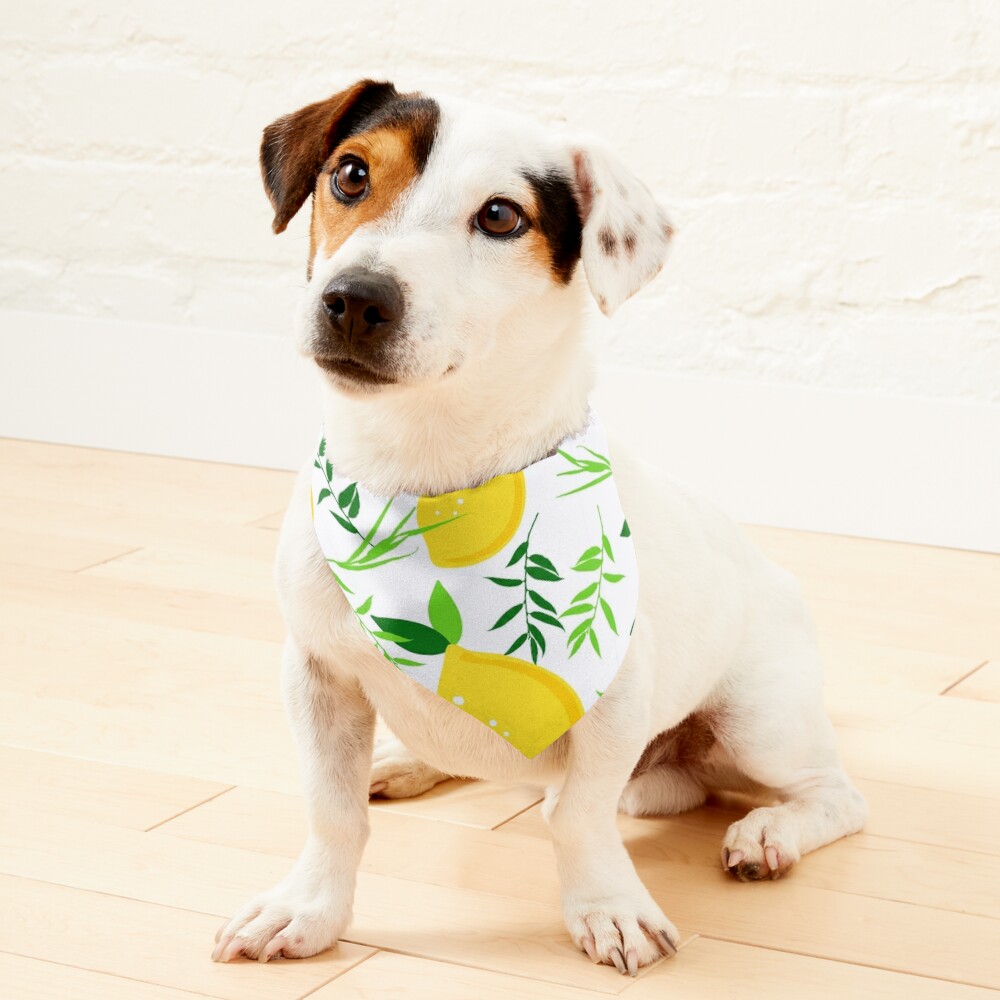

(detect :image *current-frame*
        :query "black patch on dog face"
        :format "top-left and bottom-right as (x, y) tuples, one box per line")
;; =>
(524, 169), (584, 283)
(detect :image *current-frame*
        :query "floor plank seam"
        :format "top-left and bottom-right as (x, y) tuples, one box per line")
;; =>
(145, 785), (239, 832)
(295, 948), (381, 999)
(334, 940), (628, 996)
(0, 947), (220, 999)
(694, 933), (998, 990)
(71, 546), (145, 574)
(5, 874), (231, 922)
(939, 660), (991, 696)
(488, 794), (546, 831)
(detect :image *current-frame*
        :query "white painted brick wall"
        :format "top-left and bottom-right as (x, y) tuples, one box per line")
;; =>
(3, 0), (999, 401)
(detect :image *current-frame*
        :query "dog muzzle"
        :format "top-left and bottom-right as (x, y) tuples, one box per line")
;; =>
(311, 414), (638, 758)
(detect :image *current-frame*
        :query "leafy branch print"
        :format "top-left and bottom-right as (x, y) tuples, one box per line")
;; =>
(560, 506), (625, 658)
(556, 444), (612, 497)
(314, 447), (453, 572)
(486, 513), (565, 664)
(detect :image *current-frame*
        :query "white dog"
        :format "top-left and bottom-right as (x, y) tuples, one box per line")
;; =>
(212, 79), (867, 975)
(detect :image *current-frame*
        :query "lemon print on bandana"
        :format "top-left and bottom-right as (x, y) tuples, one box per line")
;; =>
(417, 472), (526, 568)
(369, 581), (583, 757)
(438, 645), (583, 758)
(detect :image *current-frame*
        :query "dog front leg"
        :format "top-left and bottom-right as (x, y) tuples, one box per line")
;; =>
(545, 682), (680, 976)
(212, 637), (373, 962)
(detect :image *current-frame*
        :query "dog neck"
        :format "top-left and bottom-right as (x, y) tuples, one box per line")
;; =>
(319, 311), (594, 498)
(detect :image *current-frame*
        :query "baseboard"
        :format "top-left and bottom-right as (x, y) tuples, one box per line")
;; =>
(2, 308), (997, 552)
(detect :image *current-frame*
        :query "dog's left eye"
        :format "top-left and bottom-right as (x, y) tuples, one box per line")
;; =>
(475, 199), (523, 237)
(333, 157), (370, 201)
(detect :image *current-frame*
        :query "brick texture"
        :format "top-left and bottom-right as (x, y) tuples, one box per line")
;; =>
(3, 0), (998, 401)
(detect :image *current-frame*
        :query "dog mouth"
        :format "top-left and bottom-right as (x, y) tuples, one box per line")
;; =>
(314, 355), (397, 385)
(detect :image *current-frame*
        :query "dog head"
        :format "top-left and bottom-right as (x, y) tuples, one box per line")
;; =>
(261, 79), (673, 394)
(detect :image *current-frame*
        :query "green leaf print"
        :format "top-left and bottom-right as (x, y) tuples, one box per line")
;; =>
(368, 581), (463, 659)
(371, 617), (450, 656)
(561, 506), (622, 658)
(486, 513), (564, 665)
(318, 479), (452, 572)
(556, 446), (613, 497)
(428, 581), (463, 645)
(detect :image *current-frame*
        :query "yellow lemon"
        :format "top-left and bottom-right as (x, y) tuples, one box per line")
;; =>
(437, 644), (583, 758)
(417, 471), (526, 568)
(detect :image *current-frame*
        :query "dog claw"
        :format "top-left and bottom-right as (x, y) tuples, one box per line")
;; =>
(210, 933), (233, 963)
(626, 948), (639, 977)
(726, 849), (744, 870)
(764, 845), (779, 872)
(582, 935), (597, 962)
(657, 930), (677, 956)
(611, 946), (627, 974)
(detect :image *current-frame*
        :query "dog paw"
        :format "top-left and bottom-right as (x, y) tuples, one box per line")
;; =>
(722, 806), (800, 881)
(563, 892), (679, 976)
(369, 738), (449, 799)
(211, 882), (350, 963)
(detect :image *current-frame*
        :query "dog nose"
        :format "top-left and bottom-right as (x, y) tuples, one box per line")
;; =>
(321, 269), (403, 347)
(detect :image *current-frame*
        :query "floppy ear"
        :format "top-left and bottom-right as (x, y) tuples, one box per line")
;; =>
(570, 140), (674, 316)
(260, 79), (397, 234)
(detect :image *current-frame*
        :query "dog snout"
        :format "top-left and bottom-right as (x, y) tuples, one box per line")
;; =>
(321, 269), (403, 349)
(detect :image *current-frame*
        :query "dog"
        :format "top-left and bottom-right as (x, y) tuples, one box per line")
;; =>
(212, 79), (867, 975)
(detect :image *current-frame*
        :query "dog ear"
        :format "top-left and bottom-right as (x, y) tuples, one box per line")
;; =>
(569, 140), (674, 316)
(260, 79), (398, 234)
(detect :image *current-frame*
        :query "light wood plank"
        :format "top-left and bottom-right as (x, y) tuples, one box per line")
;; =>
(0, 875), (372, 1000)
(622, 937), (998, 1000)
(84, 526), (280, 602)
(745, 526), (1000, 660)
(0, 746), (230, 832)
(250, 510), (285, 531)
(0, 603), (297, 791)
(0, 526), (136, 572)
(0, 563), (284, 642)
(899, 695), (1000, 750)
(0, 438), (295, 526)
(835, 727), (1000, 798)
(820, 638), (985, 700)
(947, 660), (1000, 702)
(855, 778), (1000, 855)
(0, 953), (209, 1000)
(311, 950), (623, 999)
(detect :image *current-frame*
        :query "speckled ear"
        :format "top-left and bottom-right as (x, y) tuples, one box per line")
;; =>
(570, 140), (674, 316)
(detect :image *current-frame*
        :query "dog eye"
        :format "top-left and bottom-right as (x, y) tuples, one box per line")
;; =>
(475, 199), (523, 237)
(333, 158), (369, 201)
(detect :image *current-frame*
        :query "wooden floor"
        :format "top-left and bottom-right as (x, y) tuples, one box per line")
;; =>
(2, 437), (999, 999)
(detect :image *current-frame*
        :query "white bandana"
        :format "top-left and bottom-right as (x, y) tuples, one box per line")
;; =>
(311, 414), (638, 758)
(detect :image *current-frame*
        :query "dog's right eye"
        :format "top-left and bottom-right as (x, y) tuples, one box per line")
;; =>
(332, 158), (370, 201)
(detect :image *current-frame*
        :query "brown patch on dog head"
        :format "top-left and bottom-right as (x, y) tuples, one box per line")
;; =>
(622, 228), (637, 258)
(260, 80), (398, 234)
(260, 81), (438, 245)
(598, 226), (617, 256)
(310, 114), (434, 262)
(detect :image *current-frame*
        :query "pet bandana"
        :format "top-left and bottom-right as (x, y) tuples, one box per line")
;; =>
(311, 414), (638, 758)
